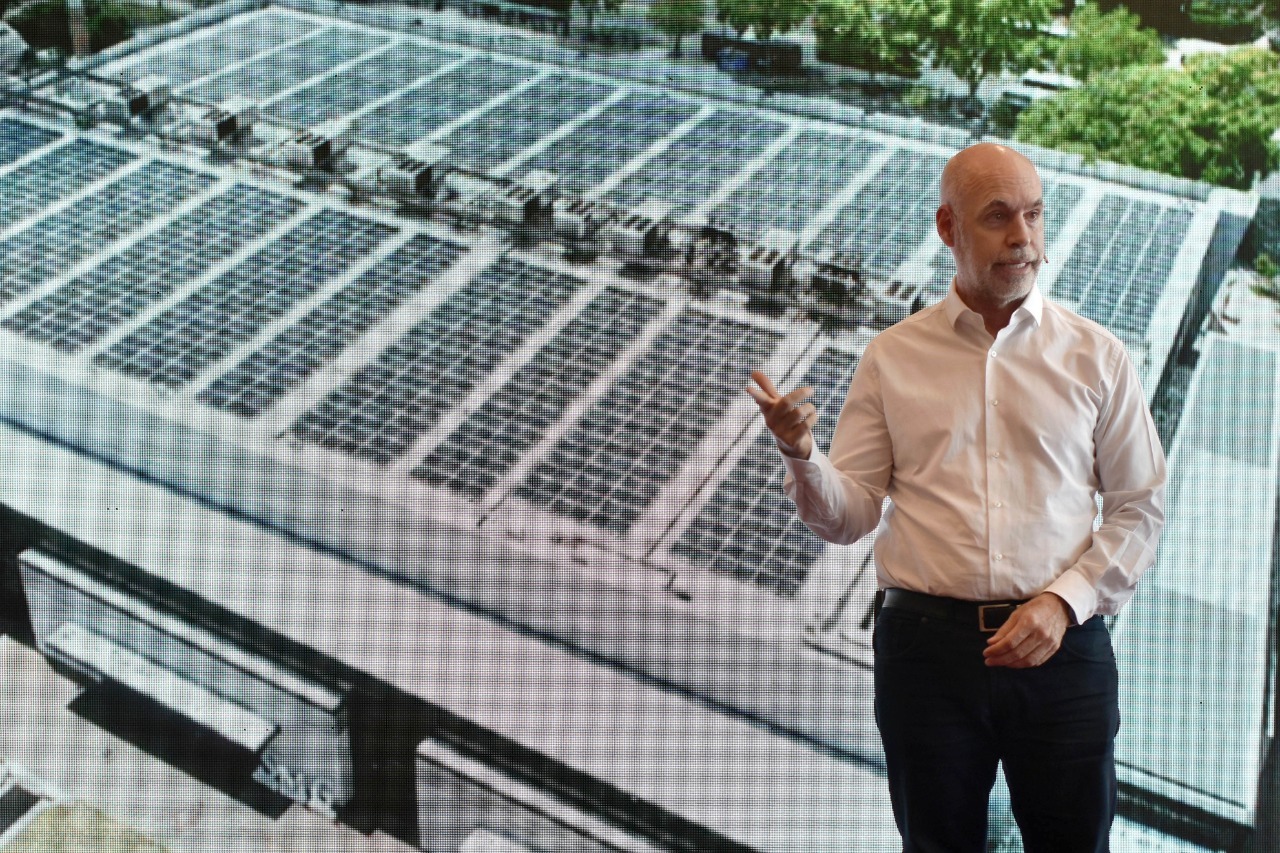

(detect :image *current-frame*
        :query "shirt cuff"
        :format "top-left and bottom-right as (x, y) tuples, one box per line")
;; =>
(1043, 571), (1097, 625)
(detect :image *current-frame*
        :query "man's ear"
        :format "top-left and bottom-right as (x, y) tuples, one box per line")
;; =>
(936, 204), (956, 248)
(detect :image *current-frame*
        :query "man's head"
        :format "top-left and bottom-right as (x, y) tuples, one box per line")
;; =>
(936, 143), (1044, 313)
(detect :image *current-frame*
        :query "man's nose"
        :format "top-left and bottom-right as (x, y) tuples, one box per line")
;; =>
(1007, 216), (1031, 246)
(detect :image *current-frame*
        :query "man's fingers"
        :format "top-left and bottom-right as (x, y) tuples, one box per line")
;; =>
(744, 383), (774, 408)
(983, 597), (1069, 668)
(750, 370), (781, 400)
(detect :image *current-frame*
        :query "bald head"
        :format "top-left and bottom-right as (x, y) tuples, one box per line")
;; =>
(940, 143), (1042, 215)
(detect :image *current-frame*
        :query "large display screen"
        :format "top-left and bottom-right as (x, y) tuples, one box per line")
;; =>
(0, 1), (1271, 851)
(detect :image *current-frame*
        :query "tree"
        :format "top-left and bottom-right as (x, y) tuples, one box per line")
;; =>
(1057, 4), (1165, 82)
(574, 0), (623, 39)
(714, 0), (814, 41)
(813, 0), (926, 81)
(1016, 47), (1280, 189)
(650, 0), (706, 56)
(913, 0), (1062, 100)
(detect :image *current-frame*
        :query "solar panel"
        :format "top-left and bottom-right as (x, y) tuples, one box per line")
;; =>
(514, 310), (783, 533)
(264, 42), (462, 129)
(606, 109), (789, 215)
(199, 233), (466, 417)
(185, 26), (390, 104)
(411, 286), (664, 496)
(357, 59), (536, 148)
(110, 11), (321, 86)
(0, 140), (136, 233)
(714, 131), (883, 241)
(1052, 196), (1191, 347)
(811, 150), (946, 279)
(436, 74), (616, 173)
(93, 210), (394, 388)
(522, 91), (701, 193)
(671, 348), (857, 596)
(4, 185), (305, 351)
(289, 257), (582, 463)
(1052, 194), (1128, 303)
(0, 119), (61, 167)
(0, 161), (215, 307)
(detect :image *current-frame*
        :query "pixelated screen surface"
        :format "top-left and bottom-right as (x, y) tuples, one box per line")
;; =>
(0, 2), (1271, 851)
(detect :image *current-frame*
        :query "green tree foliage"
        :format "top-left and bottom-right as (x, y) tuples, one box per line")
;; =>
(1016, 47), (1280, 189)
(813, 0), (925, 80)
(1057, 4), (1165, 81)
(650, 0), (706, 55)
(913, 0), (1061, 99)
(714, 0), (814, 41)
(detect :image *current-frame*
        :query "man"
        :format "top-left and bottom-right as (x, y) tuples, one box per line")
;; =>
(747, 143), (1166, 852)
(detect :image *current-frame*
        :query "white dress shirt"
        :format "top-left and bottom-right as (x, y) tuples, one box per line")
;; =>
(783, 283), (1167, 623)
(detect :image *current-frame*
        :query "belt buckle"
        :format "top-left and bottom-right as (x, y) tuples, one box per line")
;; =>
(978, 603), (1016, 633)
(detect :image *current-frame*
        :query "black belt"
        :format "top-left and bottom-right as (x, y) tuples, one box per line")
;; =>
(881, 588), (1029, 633)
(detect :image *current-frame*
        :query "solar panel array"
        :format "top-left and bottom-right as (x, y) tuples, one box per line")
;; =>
(184, 27), (388, 104)
(0, 163), (215, 307)
(605, 109), (789, 216)
(412, 286), (664, 498)
(438, 74), (615, 174)
(522, 92), (701, 192)
(671, 348), (858, 596)
(290, 258), (582, 464)
(357, 59), (535, 148)
(4, 185), (304, 352)
(263, 43), (461, 129)
(199, 233), (466, 417)
(514, 311), (783, 533)
(114, 11), (321, 86)
(94, 210), (395, 388)
(714, 131), (883, 241)
(813, 151), (947, 279)
(0, 140), (135, 233)
(1052, 196), (1194, 347)
(0, 119), (60, 167)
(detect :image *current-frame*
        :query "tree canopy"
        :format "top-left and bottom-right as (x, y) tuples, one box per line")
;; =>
(1057, 3), (1165, 81)
(912, 0), (1061, 98)
(1016, 47), (1280, 189)
(714, 0), (814, 41)
(812, 0), (925, 80)
(650, 0), (706, 55)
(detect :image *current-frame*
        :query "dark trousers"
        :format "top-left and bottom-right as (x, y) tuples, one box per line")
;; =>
(874, 605), (1120, 853)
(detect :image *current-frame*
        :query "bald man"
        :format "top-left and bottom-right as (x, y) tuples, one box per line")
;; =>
(749, 144), (1166, 851)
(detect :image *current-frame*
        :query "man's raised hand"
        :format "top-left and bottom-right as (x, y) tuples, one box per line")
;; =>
(746, 370), (817, 460)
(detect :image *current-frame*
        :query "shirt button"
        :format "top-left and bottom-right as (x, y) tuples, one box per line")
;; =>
(990, 399), (999, 406)
(991, 451), (1001, 458)
(994, 553), (1004, 561)
(989, 350), (998, 358)
(993, 501), (1003, 508)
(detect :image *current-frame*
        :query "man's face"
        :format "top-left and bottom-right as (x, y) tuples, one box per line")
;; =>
(937, 155), (1045, 308)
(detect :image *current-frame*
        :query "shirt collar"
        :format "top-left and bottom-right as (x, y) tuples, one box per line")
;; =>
(943, 279), (1044, 331)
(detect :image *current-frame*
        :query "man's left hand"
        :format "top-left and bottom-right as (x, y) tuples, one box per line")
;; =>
(983, 593), (1072, 668)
